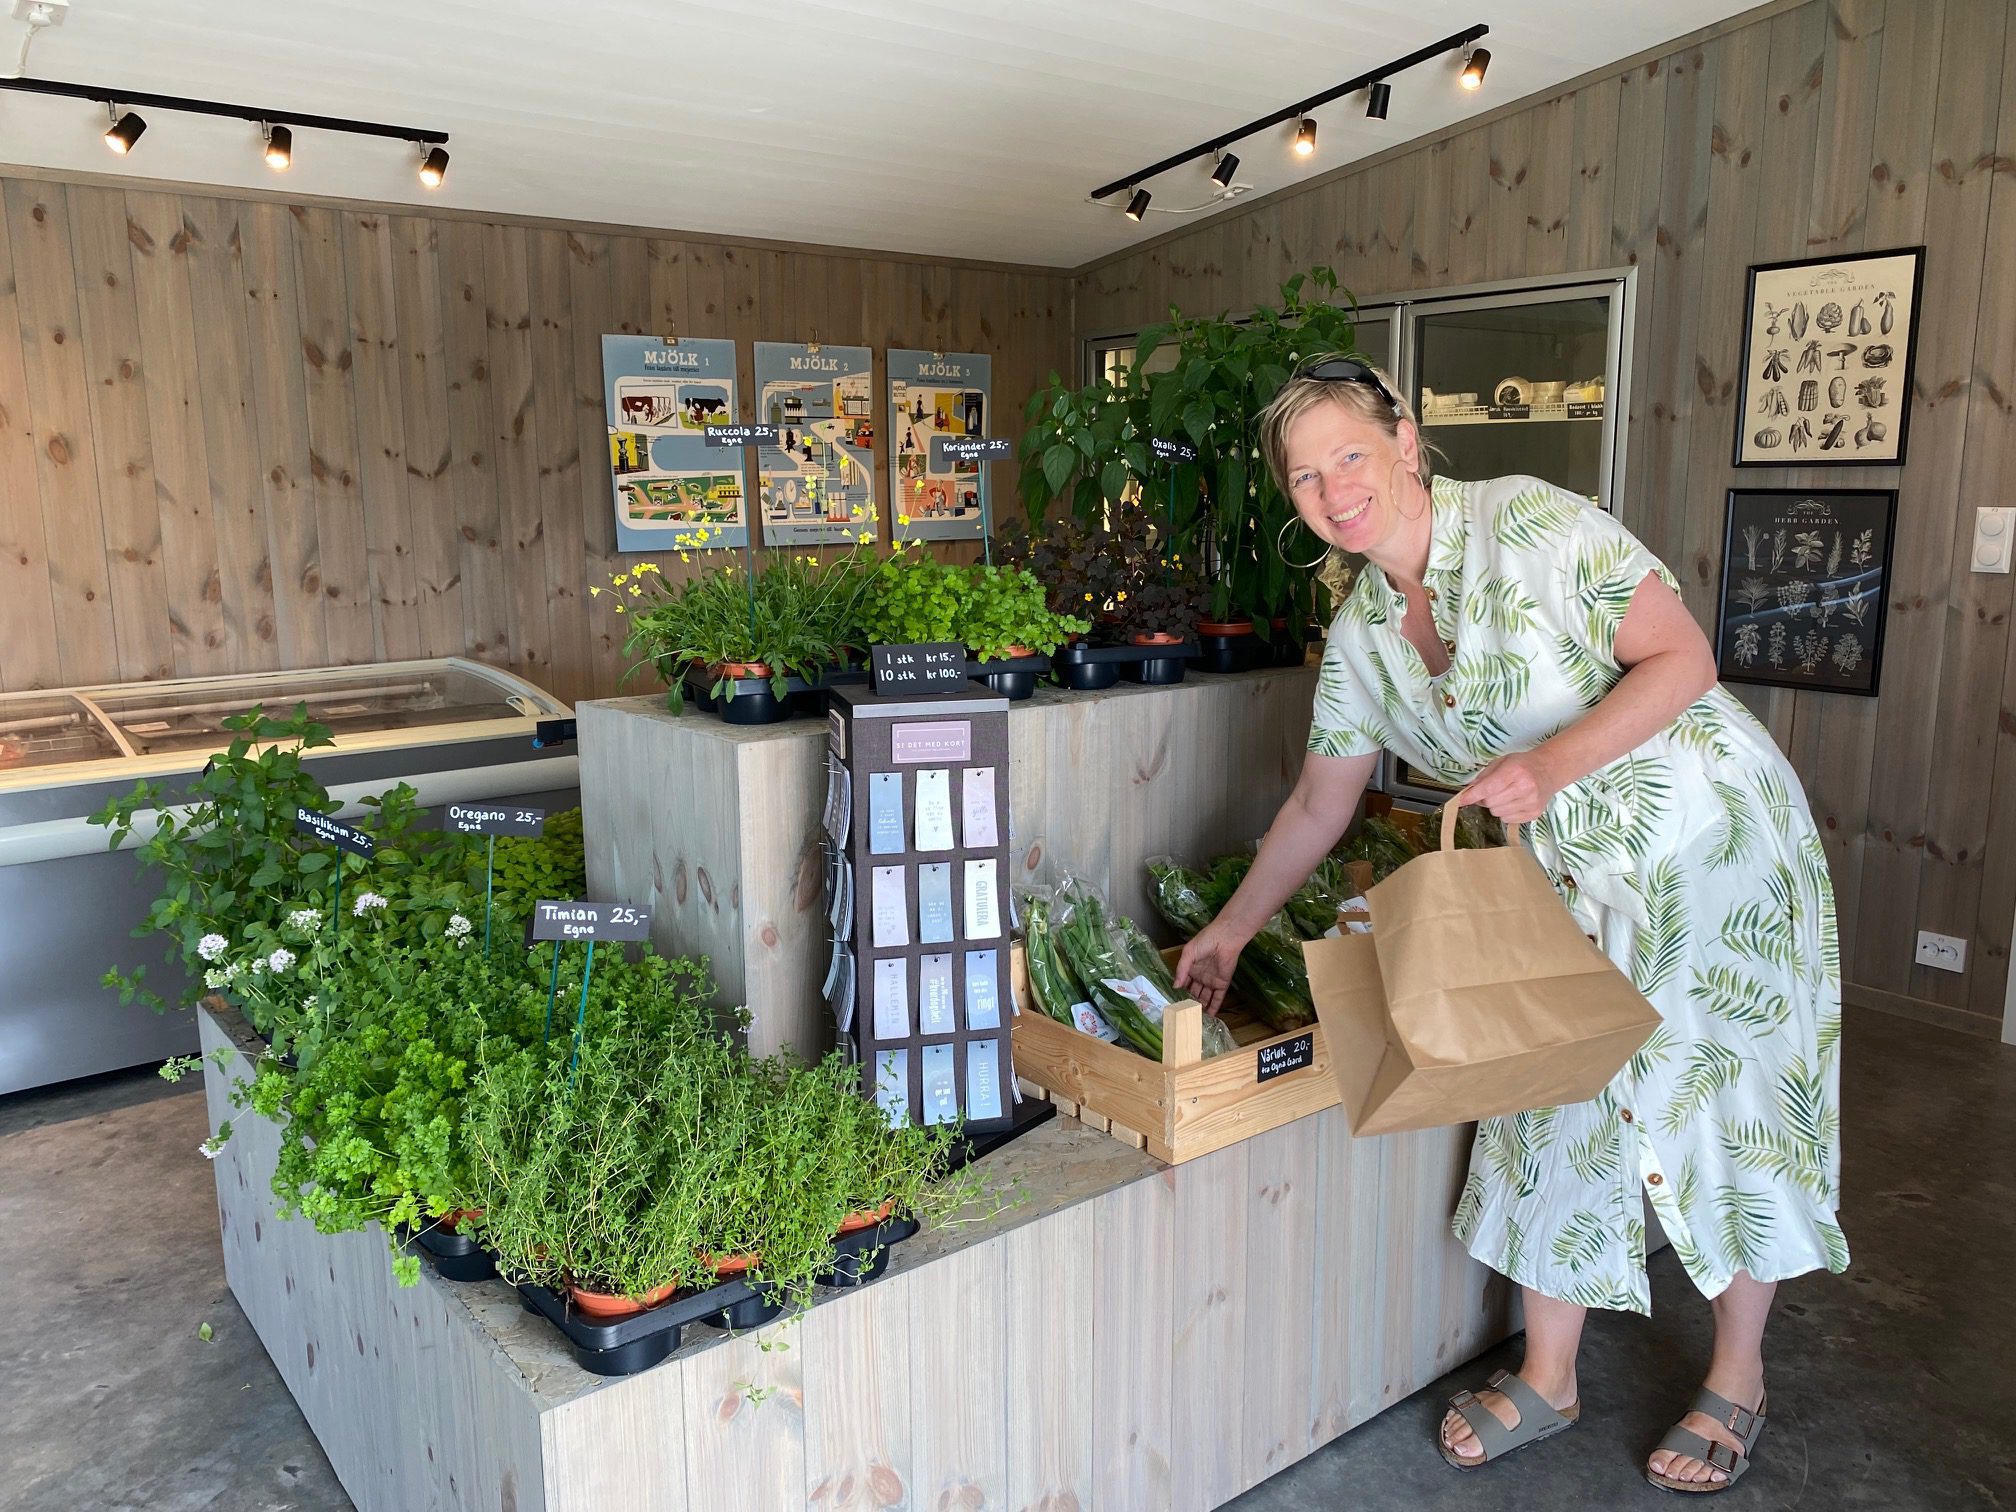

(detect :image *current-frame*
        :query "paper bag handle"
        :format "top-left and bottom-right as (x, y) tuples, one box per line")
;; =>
(1441, 789), (1474, 851)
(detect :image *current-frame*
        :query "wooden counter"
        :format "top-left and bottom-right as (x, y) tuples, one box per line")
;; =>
(579, 667), (1319, 1061)
(202, 1002), (1512, 1512)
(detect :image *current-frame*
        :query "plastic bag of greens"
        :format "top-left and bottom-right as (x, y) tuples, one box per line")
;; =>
(1144, 856), (1315, 1033)
(1051, 879), (1239, 1061)
(1019, 887), (1120, 1045)
(1109, 906), (1239, 1058)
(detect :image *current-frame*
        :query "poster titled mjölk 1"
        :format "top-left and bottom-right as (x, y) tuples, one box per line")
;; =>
(754, 342), (877, 546)
(602, 335), (747, 551)
(889, 349), (992, 541)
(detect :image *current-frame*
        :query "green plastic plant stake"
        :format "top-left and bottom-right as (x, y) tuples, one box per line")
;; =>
(566, 940), (597, 1084)
(542, 940), (562, 1042)
(483, 833), (495, 957)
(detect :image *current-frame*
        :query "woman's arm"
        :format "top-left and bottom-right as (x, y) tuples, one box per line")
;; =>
(1464, 573), (1718, 825)
(1174, 749), (1379, 1011)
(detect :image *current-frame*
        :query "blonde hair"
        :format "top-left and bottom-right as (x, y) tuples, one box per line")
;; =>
(1257, 355), (1434, 496)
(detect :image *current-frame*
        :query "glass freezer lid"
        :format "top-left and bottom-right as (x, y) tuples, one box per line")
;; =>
(0, 695), (122, 772)
(92, 666), (530, 755)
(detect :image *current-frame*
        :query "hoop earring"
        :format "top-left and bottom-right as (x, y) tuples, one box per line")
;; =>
(1275, 515), (1330, 570)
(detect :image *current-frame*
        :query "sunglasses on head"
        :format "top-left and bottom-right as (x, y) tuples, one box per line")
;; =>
(1297, 357), (1404, 415)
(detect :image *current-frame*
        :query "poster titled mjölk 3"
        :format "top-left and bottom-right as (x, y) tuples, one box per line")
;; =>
(602, 335), (747, 551)
(754, 342), (877, 546)
(889, 349), (992, 541)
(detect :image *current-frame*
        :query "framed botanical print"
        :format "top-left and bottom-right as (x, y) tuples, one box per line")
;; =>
(1714, 488), (1897, 696)
(1732, 247), (1924, 467)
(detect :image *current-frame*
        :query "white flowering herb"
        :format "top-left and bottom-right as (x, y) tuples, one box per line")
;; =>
(446, 914), (473, 939)
(286, 908), (322, 932)
(197, 933), (229, 962)
(249, 958), (265, 976)
(266, 948), (295, 974)
(203, 967), (229, 989)
(352, 891), (389, 916)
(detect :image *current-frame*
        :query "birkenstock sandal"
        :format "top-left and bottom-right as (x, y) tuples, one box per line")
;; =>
(1645, 1387), (1766, 1493)
(1437, 1368), (1581, 1470)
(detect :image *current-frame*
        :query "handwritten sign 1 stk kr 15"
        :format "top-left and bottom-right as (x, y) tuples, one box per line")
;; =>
(294, 806), (375, 857)
(445, 803), (546, 837)
(531, 900), (653, 942)
(701, 423), (778, 448)
(871, 642), (969, 696)
(1256, 1032), (1315, 1084)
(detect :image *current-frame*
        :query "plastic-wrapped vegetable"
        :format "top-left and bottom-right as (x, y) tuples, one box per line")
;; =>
(1145, 858), (1315, 1031)
(1336, 814), (1421, 880)
(1287, 854), (1359, 939)
(1053, 884), (1165, 1059)
(1019, 891), (1083, 1027)
(1111, 909), (1239, 1058)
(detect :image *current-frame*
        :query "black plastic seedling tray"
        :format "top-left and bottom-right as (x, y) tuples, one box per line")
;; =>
(411, 1220), (498, 1283)
(968, 653), (1049, 702)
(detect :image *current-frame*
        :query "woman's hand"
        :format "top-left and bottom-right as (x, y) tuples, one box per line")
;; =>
(1175, 917), (1252, 1015)
(1460, 748), (1564, 827)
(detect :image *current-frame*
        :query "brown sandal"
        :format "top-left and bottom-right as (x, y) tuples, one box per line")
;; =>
(1645, 1387), (1766, 1494)
(1437, 1368), (1581, 1470)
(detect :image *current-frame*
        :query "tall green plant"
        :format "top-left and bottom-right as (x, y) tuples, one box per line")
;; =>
(1019, 267), (1360, 631)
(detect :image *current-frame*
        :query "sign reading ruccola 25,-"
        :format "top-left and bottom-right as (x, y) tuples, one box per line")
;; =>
(294, 807), (375, 857)
(444, 803), (546, 837)
(532, 901), (653, 942)
(701, 423), (779, 448)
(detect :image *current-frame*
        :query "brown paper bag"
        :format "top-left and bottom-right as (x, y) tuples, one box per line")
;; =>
(1307, 800), (1660, 1136)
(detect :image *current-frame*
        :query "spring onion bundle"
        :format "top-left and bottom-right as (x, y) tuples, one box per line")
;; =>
(1145, 859), (1315, 1032)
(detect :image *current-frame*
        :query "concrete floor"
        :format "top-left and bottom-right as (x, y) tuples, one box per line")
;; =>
(1, 1008), (2010, 1512)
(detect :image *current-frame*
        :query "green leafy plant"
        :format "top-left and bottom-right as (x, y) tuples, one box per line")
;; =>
(997, 516), (1130, 633)
(866, 550), (968, 646)
(1019, 267), (1360, 632)
(477, 807), (588, 921)
(961, 564), (1089, 661)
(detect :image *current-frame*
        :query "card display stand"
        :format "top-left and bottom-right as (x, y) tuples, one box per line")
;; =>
(824, 683), (1017, 1135)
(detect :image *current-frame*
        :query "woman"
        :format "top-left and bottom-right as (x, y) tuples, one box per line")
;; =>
(1175, 358), (1847, 1494)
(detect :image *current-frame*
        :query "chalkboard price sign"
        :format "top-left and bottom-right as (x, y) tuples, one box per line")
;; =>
(294, 807), (375, 857)
(935, 436), (1012, 464)
(870, 642), (969, 696)
(531, 900), (653, 942)
(1256, 1032), (1315, 1084)
(1150, 436), (1199, 463)
(701, 423), (778, 448)
(446, 803), (546, 837)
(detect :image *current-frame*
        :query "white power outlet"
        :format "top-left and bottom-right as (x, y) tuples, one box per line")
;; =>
(1915, 930), (1967, 973)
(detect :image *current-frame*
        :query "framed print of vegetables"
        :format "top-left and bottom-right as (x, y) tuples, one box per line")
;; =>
(1712, 488), (1896, 696)
(1733, 247), (1924, 466)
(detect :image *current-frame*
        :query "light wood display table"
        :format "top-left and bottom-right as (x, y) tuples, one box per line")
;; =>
(579, 668), (1320, 1061)
(203, 1001), (1513, 1512)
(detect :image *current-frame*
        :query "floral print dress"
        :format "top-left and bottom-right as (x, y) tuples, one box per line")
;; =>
(1309, 474), (1848, 1313)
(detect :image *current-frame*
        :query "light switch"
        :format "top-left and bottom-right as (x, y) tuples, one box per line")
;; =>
(1972, 507), (2014, 573)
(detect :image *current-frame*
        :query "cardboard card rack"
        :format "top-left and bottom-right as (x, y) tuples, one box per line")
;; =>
(825, 683), (1017, 1135)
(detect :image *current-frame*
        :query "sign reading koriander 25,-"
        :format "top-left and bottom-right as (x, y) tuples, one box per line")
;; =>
(532, 901), (653, 942)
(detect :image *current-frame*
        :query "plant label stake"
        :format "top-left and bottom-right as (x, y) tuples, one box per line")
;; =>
(530, 901), (654, 1071)
(445, 804), (546, 955)
(938, 437), (1010, 563)
(295, 807), (373, 943)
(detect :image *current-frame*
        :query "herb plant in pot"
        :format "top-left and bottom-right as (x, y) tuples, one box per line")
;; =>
(1114, 558), (1209, 687)
(999, 517), (1131, 690)
(961, 564), (1089, 701)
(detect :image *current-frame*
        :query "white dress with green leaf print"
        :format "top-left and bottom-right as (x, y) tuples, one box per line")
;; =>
(1310, 474), (1847, 1314)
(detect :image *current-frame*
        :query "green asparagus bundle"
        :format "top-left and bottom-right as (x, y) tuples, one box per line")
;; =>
(1145, 859), (1315, 1032)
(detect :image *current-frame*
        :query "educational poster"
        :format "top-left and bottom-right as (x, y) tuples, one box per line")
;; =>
(601, 335), (747, 551)
(754, 342), (877, 546)
(889, 349), (992, 541)
(1733, 247), (1923, 467)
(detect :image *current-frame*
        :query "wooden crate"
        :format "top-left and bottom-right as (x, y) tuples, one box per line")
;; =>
(1009, 944), (1339, 1165)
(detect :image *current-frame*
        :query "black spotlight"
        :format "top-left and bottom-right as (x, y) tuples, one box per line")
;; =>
(1209, 152), (1239, 189)
(103, 109), (145, 155)
(1366, 81), (1391, 120)
(1293, 117), (1317, 157)
(418, 145), (450, 187)
(1461, 47), (1491, 90)
(263, 124), (292, 171)
(1124, 187), (1151, 221)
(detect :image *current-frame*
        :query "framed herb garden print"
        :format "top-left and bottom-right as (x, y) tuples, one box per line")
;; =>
(1733, 246), (1923, 467)
(1714, 488), (1896, 696)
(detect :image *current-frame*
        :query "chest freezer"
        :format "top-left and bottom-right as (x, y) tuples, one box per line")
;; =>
(0, 658), (579, 1095)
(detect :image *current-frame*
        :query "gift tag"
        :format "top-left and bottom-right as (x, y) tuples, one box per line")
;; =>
(821, 755), (846, 841)
(963, 948), (1001, 1030)
(828, 863), (854, 939)
(961, 766), (999, 849)
(921, 1043), (959, 1126)
(872, 956), (910, 1040)
(868, 773), (904, 856)
(914, 768), (955, 852)
(875, 1050), (909, 1127)
(965, 1039), (1004, 1122)
(962, 858), (1001, 939)
(827, 946), (856, 1034)
(917, 862), (955, 945)
(919, 953), (956, 1035)
(871, 866), (909, 947)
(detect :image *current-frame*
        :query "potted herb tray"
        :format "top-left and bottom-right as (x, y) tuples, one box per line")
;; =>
(1121, 637), (1198, 686)
(1191, 622), (1262, 676)
(967, 651), (1050, 702)
(409, 1215), (499, 1284)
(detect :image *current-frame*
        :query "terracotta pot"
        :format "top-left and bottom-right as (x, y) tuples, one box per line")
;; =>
(437, 1207), (484, 1233)
(1195, 619), (1255, 637)
(837, 1200), (897, 1236)
(566, 1278), (678, 1320)
(707, 1251), (762, 1278)
(714, 660), (772, 681)
(1130, 631), (1184, 647)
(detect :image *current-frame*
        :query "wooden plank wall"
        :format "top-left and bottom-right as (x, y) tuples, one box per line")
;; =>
(0, 176), (1075, 708)
(1075, 0), (2016, 1033)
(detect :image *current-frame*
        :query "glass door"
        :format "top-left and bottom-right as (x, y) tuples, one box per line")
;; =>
(1401, 282), (1625, 510)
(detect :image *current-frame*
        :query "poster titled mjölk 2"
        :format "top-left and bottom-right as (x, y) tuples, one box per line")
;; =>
(754, 342), (876, 546)
(889, 349), (992, 541)
(602, 335), (747, 551)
